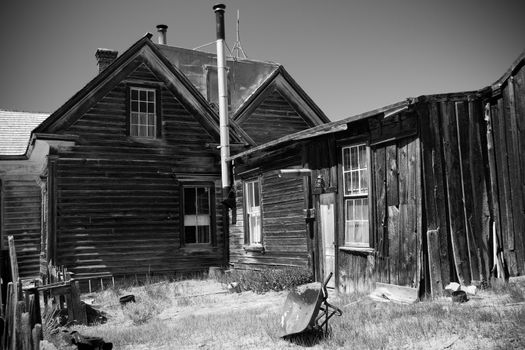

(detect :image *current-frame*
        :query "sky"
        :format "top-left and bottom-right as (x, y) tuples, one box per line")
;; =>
(0, 0), (524, 121)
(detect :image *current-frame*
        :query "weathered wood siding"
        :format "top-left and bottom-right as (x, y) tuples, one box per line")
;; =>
(419, 95), (492, 295)
(485, 63), (525, 278)
(230, 146), (311, 270)
(51, 63), (225, 279)
(238, 90), (312, 144)
(338, 136), (422, 293)
(0, 175), (42, 277)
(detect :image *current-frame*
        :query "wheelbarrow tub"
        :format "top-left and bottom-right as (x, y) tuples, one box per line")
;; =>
(280, 282), (323, 337)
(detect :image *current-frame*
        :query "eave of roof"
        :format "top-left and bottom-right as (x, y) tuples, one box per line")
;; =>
(228, 99), (411, 161)
(0, 110), (49, 157)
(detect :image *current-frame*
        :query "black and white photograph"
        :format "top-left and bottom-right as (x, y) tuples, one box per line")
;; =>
(0, 1), (524, 349)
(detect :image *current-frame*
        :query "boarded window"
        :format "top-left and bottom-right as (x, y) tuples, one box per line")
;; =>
(130, 87), (157, 138)
(183, 186), (211, 244)
(342, 144), (370, 246)
(245, 179), (262, 245)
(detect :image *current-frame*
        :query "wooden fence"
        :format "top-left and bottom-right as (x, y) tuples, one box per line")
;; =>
(1, 236), (86, 350)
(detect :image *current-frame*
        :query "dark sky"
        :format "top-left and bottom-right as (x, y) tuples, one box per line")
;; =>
(0, 0), (524, 121)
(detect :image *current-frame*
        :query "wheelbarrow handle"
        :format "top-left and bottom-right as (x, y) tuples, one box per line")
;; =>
(323, 272), (333, 288)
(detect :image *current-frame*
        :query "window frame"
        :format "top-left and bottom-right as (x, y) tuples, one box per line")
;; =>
(126, 85), (161, 139)
(243, 177), (263, 248)
(341, 143), (371, 248)
(179, 182), (216, 247)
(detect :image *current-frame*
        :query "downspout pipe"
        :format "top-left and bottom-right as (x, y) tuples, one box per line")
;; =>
(213, 3), (230, 194)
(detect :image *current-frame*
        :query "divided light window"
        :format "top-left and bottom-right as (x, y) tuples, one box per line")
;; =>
(130, 87), (156, 138)
(342, 144), (369, 247)
(183, 186), (212, 245)
(245, 179), (262, 246)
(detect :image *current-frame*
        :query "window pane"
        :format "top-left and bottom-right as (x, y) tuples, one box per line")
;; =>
(184, 188), (196, 215)
(360, 170), (368, 193)
(246, 182), (253, 208)
(147, 126), (155, 137)
(253, 181), (259, 207)
(139, 90), (147, 100)
(359, 145), (367, 169)
(148, 114), (155, 126)
(138, 125), (146, 137)
(351, 171), (359, 194)
(131, 89), (138, 100)
(147, 90), (154, 101)
(197, 226), (210, 243)
(140, 102), (146, 113)
(185, 226), (196, 244)
(350, 146), (358, 169)
(148, 103), (155, 113)
(131, 101), (138, 112)
(130, 124), (138, 136)
(197, 187), (210, 214)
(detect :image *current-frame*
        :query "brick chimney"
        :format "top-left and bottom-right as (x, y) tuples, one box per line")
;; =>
(95, 48), (118, 73)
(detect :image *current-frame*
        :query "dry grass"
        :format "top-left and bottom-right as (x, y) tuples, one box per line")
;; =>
(68, 277), (525, 350)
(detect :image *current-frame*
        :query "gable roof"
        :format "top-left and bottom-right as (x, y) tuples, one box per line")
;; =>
(229, 100), (410, 161)
(0, 110), (49, 156)
(155, 44), (279, 116)
(34, 34), (245, 144)
(32, 35), (328, 149)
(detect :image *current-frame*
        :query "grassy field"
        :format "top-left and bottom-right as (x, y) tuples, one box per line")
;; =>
(63, 276), (525, 350)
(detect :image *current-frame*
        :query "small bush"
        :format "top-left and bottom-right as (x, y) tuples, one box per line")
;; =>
(218, 267), (313, 294)
(122, 299), (159, 325)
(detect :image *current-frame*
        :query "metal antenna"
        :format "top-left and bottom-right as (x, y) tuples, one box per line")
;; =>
(232, 9), (247, 59)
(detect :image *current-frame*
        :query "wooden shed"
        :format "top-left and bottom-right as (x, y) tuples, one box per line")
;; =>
(228, 50), (525, 296)
(0, 32), (328, 281)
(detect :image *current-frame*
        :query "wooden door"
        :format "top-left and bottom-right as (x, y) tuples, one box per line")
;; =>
(319, 193), (336, 288)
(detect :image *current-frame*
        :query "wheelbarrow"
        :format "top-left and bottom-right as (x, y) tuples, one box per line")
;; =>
(280, 272), (342, 337)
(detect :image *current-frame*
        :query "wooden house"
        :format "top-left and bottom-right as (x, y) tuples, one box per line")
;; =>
(228, 50), (525, 296)
(0, 31), (328, 281)
(0, 110), (49, 277)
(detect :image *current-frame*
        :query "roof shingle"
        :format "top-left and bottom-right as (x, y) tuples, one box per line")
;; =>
(0, 110), (49, 155)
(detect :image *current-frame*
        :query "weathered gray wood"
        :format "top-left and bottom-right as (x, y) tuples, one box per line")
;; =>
(21, 312), (31, 350)
(32, 324), (42, 350)
(455, 101), (480, 281)
(386, 145), (399, 206)
(505, 77), (525, 275)
(388, 205), (400, 285)
(8, 236), (19, 282)
(440, 101), (471, 285)
(373, 147), (387, 283)
(70, 281), (87, 324)
(492, 97), (517, 274)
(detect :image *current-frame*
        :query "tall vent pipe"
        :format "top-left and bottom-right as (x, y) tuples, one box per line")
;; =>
(156, 24), (168, 45)
(213, 3), (230, 194)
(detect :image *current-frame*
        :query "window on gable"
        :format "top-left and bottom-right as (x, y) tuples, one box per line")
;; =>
(130, 87), (157, 138)
(342, 144), (370, 247)
(244, 179), (262, 246)
(205, 66), (231, 110)
(182, 185), (214, 245)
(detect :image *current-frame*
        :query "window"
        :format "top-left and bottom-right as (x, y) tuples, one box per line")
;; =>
(183, 185), (213, 245)
(342, 144), (369, 247)
(245, 179), (262, 246)
(129, 87), (157, 138)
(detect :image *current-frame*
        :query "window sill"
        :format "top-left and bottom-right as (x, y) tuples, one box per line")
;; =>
(243, 245), (265, 253)
(181, 244), (215, 253)
(339, 246), (375, 254)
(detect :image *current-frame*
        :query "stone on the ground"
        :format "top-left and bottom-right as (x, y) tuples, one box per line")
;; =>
(444, 282), (460, 292)
(460, 285), (477, 295)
